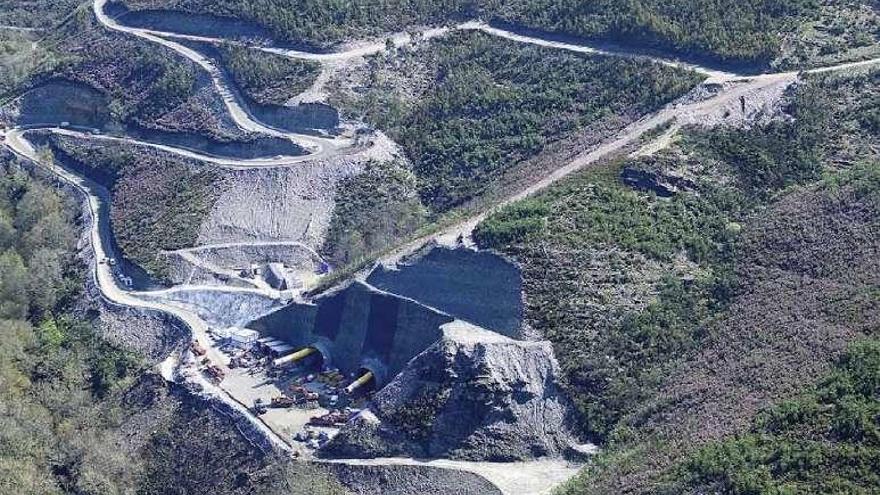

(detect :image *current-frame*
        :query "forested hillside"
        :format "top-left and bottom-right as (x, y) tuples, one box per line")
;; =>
(333, 32), (701, 212)
(0, 153), (144, 493)
(217, 44), (320, 106)
(476, 67), (880, 493)
(42, 135), (221, 279)
(0, 0), (82, 28)
(114, 0), (877, 66)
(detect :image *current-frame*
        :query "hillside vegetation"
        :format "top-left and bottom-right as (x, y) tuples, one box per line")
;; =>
(0, 151), (349, 495)
(116, 0), (835, 66)
(7, 6), (252, 142)
(334, 32), (701, 212)
(476, 67), (880, 493)
(671, 338), (880, 494)
(0, 30), (55, 96)
(0, 0), (82, 28)
(321, 160), (427, 266)
(45, 136), (222, 279)
(0, 154), (144, 494)
(217, 44), (320, 106)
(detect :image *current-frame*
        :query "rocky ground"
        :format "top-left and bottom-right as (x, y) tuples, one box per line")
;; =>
(198, 132), (401, 251)
(324, 321), (581, 462)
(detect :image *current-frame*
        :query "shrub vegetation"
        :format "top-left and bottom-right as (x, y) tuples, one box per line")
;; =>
(218, 44), (320, 106)
(120, 0), (819, 66)
(474, 73), (841, 441)
(342, 32), (701, 212)
(672, 338), (880, 494)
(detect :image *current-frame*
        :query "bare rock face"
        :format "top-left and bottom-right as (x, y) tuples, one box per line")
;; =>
(620, 165), (697, 198)
(324, 321), (578, 461)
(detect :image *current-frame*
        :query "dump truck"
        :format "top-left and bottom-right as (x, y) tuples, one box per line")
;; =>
(205, 364), (225, 383)
(191, 340), (207, 356)
(308, 410), (349, 427)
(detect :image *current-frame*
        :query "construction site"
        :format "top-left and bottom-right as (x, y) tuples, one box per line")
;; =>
(175, 245), (579, 463)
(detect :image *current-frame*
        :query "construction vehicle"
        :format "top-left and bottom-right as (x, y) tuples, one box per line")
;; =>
(252, 398), (267, 415)
(191, 340), (207, 356)
(308, 410), (349, 427)
(206, 364), (225, 383)
(317, 369), (345, 387)
(229, 355), (250, 369)
(270, 395), (297, 408)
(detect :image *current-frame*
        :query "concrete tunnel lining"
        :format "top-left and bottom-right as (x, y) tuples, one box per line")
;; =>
(248, 281), (452, 380)
(248, 247), (525, 396)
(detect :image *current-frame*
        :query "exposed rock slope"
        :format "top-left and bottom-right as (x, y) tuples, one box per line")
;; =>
(325, 321), (579, 461)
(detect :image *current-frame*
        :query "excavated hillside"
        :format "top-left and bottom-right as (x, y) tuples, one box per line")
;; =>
(324, 321), (579, 461)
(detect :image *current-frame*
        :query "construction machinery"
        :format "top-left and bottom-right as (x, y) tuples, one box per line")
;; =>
(270, 395), (297, 408)
(317, 369), (345, 387)
(308, 410), (350, 427)
(205, 364), (225, 383)
(191, 340), (206, 356)
(252, 398), (267, 415)
(273, 347), (316, 368)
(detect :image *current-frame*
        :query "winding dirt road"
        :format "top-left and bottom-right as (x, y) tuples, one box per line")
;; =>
(12, 126), (327, 168)
(93, 0), (351, 160)
(5, 2), (880, 493)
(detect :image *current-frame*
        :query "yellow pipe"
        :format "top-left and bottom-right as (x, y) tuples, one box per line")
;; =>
(273, 347), (316, 367)
(344, 371), (374, 394)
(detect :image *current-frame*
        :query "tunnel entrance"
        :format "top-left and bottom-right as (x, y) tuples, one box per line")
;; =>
(345, 367), (377, 396)
(272, 344), (329, 371)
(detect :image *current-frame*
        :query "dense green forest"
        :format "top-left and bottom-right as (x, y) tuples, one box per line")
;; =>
(337, 32), (701, 212)
(120, 0), (825, 65)
(0, 155), (145, 494)
(477, 67), (880, 493)
(0, 0), (82, 28)
(121, 0), (477, 49)
(487, 0), (818, 66)
(218, 44), (320, 106)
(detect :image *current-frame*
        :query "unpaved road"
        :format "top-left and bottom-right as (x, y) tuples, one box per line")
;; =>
(325, 456), (586, 495)
(6, 125), (587, 494)
(389, 59), (880, 259)
(2, 127), (293, 452)
(11, 126), (339, 168)
(7, 3), (880, 493)
(94, 0), (352, 161)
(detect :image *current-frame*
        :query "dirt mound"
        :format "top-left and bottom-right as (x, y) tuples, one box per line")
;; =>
(198, 133), (400, 250)
(324, 321), (579, 461)
(325, 463), (502, 495)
